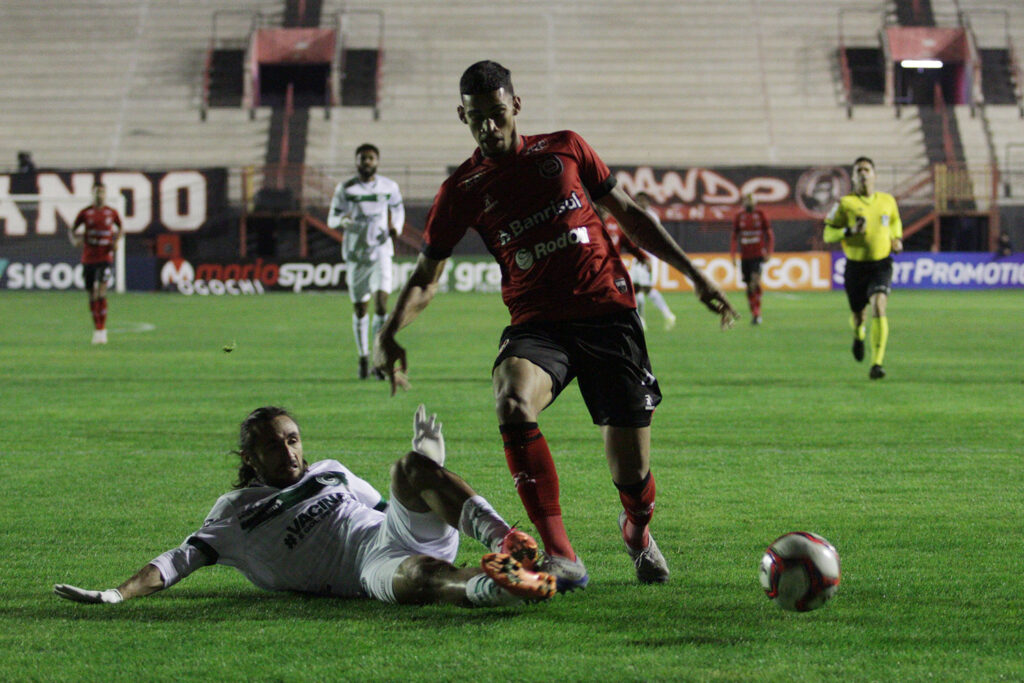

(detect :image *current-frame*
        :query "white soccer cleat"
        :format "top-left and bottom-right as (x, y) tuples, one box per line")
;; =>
(663, 312), (677, 330)
(91, 330), (107, 345)
(538, 553), (589, 593)
(618, 511), (669, 584)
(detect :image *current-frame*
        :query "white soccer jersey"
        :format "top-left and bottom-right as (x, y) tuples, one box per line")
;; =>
(149, 460), (387, 597)
(327, 175), (405, 263)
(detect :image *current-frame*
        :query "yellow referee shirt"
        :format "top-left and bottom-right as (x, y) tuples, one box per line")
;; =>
(823, 192), (902, 262)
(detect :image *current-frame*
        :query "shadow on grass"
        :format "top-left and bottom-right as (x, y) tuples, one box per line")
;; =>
(32, 588), (528, 624)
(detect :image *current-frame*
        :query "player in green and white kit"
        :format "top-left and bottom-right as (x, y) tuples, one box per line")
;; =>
(54, 406), (554, 607)
(328, 143), (406, 379)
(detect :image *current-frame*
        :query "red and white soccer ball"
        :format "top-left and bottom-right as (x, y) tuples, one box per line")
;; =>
(759, 531), (841, 612)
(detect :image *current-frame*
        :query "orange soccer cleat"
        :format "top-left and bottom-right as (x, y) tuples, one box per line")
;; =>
(481, 553), (556, 601)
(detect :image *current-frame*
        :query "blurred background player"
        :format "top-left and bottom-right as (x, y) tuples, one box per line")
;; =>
(69, 183), (122, 344)
(730, 193), (774, 325)
(631, 192), (677, 330)
(377, 61), (737, 591)
(327, 143), (406, 379)
(54, 405), (554, 608)
(823, 157), (903, 379)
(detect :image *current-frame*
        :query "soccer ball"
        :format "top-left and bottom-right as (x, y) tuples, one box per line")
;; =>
(759, 531), (841, 612)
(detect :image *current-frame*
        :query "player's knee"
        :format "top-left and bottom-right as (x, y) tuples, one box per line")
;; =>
(392, 451), (441, 491)
(494, 389), (536, 423)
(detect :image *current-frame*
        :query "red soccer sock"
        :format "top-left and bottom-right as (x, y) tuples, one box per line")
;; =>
(615, 471), (656, 550)
(96, 297), (108, 330)
(89, 300), (100, 329)
(753, 290), (762, 317)
(747, 290), (756, 316)
(500, 422), (576, 560)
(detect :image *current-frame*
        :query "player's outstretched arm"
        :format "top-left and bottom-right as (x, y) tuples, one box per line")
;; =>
(599, 187), (738, 329)
(375, 254), (446, 396)
(54, 563), (165, 605)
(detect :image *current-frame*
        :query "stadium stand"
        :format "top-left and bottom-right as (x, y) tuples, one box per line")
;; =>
(0, 0), (1018, 214)
(0, 0), (269, 175)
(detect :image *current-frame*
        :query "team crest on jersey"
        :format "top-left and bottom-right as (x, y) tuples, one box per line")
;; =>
(537, 155), (563, 179)
(615, 277), (629, 294)
(316, 473), (347, 487)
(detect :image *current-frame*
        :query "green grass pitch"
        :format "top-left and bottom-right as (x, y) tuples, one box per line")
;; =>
(1, 288), (1021, 681)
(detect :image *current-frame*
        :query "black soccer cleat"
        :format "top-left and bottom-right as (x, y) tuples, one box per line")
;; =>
(869, 364), (885, 380)
(358, 356), (370, 380)
(852, 338), (865, 362)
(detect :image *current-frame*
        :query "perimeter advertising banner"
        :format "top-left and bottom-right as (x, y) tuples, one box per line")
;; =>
(833, 252), (1024, 290)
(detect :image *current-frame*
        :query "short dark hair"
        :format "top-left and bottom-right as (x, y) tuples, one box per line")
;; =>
(233, 406), (294, 489)
(355, 143), (379, 157)
(853, 156), (874, 169)
(460, 61), (514, 96)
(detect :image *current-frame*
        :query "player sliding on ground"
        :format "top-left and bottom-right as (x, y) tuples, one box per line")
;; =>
(54, 405), (554, 608)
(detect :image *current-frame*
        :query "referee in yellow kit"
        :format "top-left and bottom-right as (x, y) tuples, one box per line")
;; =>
(823, 157), (903, 379)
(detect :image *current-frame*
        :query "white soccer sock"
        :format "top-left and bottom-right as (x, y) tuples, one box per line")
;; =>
(648, 289), (673, 318)
(459, 495), (511, 552)
(465, 573), (521, 607)
(635, 292), (646, 318)
(352, 314), (370, 357)
(371, 313), (387, 343)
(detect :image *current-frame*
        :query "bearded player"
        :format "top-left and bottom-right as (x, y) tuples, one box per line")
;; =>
(376, 61), (737, 591)
(69, 183), (122, 345)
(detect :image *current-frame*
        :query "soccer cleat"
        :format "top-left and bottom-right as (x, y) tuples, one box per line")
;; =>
(870, 364), (886, 380)
(852, 337), (865, 362)
(752, 315), (762, 326)
(663, 312), (677, 331)
(371, 366), (387, 381)
(499, 528), (539, 570)
(538, 553), (590, 593)
(618, 511), (670, 584)
(91, 330), (107, 345)
(481, 553), (556, 601)
(358, 356), (369, 379)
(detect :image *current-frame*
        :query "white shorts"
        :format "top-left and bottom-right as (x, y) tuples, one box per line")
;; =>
(630, 257), (654, 288)
(346, 257), (393, 303)
(358, 491), (459, 603)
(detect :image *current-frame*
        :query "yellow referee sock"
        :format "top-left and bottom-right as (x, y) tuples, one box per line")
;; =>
(870, 316), (888, 366)
(850, 314), (866, 341)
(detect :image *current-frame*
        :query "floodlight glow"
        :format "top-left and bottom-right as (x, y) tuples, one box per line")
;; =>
(900, 59), (943, 69)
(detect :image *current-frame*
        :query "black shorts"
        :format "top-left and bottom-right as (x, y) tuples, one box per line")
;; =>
(493, 309), (662, 428)
(82, 263), (112, 291)
(740, 257), (764, 284)
(844, 257), (893, 312)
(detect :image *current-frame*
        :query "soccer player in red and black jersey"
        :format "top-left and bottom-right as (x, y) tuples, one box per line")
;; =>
(376, 61), (737, 591)
(70, 183), (122, 344)
(730, 193), (774, 325)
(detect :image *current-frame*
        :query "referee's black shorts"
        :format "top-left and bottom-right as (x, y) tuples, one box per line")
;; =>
(844, 257), (893, 312)
(493, 309), (662, 428)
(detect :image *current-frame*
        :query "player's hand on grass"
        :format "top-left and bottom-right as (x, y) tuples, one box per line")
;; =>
(53, 584), (123, 604)
(412, 404), (445, 466)
(374, 332), (410, 396)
